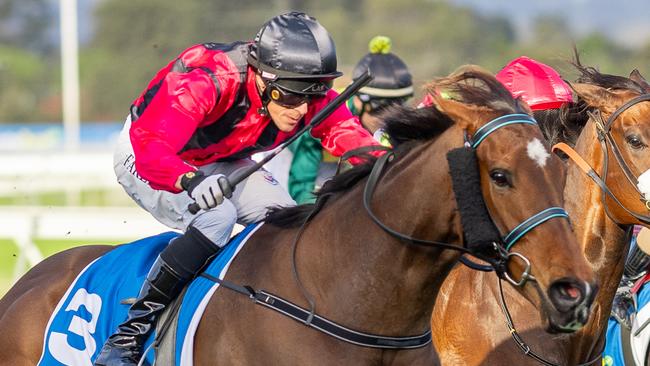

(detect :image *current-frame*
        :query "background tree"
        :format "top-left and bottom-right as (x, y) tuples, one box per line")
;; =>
(0, 0), (59, 122)
(0, 0), (54, 53)
(4, 0), (650, 123)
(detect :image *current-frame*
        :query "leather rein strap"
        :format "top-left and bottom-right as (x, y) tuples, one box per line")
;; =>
(196, 113), (569, 351)
(198, 144), (433, 350)
(497, 278), (603, 366)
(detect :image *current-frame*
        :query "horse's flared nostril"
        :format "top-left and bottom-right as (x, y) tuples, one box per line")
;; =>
(548, 278), (587, 313)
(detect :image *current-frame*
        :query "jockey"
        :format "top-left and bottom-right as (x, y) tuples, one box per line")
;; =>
(348, 35), (413, 139)
(288, 36), (413, 204)
(97, 12), (380, 365)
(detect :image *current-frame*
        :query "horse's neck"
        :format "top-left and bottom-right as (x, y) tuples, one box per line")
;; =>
(301, 138), (461, 336)
(565, 120), (629, 356)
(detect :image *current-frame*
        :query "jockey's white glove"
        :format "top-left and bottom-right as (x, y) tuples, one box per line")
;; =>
(181, 171), (233, 210)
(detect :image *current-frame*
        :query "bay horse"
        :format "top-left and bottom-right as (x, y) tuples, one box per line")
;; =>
(431, 60), (650, 365)
(0, 67), (595, 365)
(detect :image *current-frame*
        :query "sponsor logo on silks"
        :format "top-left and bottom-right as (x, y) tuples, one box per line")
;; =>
(123, 154), (149, 184)
(302, 82), (328, 93)
(262, 171), (279, 185)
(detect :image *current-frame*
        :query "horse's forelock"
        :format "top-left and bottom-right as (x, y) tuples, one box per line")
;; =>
(425, 66), (523, 115)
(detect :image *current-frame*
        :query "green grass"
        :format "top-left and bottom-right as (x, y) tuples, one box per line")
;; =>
(0, 189), (132, 206)
(0, 240), (19, 295)
(0, 237), (126, 295)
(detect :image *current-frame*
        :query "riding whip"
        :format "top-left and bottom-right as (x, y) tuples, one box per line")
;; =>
(188, 71), (374, 214)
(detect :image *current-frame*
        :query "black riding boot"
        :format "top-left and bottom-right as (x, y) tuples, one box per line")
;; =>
(94, 226), (222, 366)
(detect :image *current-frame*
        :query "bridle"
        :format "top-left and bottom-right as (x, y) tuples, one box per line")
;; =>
(498, 94), (650, 366)
(363, 113), (569, 287)
(555, 93), (650, 226)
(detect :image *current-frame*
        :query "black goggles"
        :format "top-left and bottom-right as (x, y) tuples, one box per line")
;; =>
(266, 83), (325, 108)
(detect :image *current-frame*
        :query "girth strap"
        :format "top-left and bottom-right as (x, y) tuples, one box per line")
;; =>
(200, 273), (432, 349)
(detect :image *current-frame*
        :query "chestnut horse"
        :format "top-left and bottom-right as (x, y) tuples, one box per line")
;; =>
(0, 67), (594, 365)
(431, 61), (650, 365)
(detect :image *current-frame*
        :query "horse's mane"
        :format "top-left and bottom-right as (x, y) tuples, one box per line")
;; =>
(533, 102), (590, 147)
(572, 51), (645, 94)
(536, 51), (648, 147)
(266, 66), (523, 228)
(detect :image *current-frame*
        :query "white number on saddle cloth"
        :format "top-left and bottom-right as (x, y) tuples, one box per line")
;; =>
(47, 288), (103, 366)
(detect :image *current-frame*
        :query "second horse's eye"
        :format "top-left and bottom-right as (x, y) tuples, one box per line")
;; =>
(490, 169), (511, 187)
(626, 135), (646, 150)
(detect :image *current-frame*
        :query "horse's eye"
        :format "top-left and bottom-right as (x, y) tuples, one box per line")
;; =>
(626, 135), (646, 150)
(489, 169), (511, 187)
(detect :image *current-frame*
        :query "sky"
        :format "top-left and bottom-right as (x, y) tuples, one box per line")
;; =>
(449, 0), (650, 47)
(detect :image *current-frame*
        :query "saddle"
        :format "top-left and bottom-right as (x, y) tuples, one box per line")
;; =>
(38, 224), (262, 366)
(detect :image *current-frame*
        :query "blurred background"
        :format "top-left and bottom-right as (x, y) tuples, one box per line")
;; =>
(2, 0), (650, 293)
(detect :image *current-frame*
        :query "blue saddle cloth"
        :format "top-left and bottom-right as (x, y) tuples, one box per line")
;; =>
(38, 223), (262, 366)
(603, 316), (626, 365)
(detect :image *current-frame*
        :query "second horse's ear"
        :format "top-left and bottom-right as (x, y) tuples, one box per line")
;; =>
(569, 82), (619, 114)
(630, 69), (650, 93)
(434, 96), (493, 135)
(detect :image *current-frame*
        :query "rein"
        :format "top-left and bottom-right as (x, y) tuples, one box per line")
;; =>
(199, 152), (434, 349)
(200, 113), (571, 351)
(363, 147), (565, 287)
(497, 278), (603, 366)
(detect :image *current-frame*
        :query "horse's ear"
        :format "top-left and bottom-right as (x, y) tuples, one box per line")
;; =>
(569, 82), (618, 114)
(630, 69), (650, 92)
(434, 96), (492, 133)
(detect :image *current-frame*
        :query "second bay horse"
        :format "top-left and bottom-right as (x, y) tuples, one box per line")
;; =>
(432, 60), (650, 365)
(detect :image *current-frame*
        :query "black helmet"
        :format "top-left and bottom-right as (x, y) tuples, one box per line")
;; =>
(352, 36), (413, 99)
(248, 12), (342, 95)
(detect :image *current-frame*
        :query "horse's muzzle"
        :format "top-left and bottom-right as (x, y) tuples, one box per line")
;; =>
(546, 279), (597, 333)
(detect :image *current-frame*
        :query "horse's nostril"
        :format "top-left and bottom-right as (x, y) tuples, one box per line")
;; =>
(548, 279), (585, 312)
(559, 283), (581, 300)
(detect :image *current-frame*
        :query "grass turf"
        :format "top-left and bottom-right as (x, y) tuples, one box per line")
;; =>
(0, 238), (123, 295)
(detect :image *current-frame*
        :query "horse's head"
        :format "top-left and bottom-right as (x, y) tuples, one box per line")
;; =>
(427, 66), (597, 333)
(568, 62), (650, 226)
